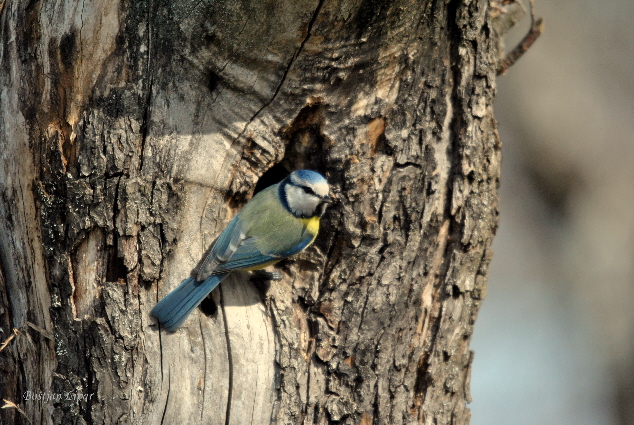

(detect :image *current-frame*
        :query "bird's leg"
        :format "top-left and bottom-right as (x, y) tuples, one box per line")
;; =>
(250, 269), (284, 282)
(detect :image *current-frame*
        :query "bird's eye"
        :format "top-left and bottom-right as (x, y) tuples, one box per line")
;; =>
(302, 186), (315, 195)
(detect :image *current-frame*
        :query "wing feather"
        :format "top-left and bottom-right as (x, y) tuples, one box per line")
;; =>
(194, 216), (245, 281)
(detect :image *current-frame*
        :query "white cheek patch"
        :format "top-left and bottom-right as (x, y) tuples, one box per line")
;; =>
(285, 185), (320, 217)
(304, 196), (321, 213)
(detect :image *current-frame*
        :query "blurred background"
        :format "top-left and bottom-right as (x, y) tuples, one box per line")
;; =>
(470, 0), (634, 424)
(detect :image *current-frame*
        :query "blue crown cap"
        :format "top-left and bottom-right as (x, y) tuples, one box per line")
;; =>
(291, 169), (327, 184)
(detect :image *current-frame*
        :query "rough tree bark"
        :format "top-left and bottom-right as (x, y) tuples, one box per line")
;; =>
(0, 0), (500, 424)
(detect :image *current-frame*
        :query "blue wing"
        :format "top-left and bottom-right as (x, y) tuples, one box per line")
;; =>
(212, 233), (314, 272)
(277, 234), (313, 257)
(194, 216), (244, 280)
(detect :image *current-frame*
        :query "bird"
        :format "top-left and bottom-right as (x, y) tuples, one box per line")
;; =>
(151, 169), (332, 331)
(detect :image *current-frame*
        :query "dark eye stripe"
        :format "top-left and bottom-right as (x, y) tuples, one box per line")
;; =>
(302, 186), (316, 196)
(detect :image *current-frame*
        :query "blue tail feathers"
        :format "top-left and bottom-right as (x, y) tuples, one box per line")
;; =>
(151, 273), (229, 331)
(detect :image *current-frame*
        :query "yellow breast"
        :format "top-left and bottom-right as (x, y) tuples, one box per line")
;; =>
(299, 216), (321, 243)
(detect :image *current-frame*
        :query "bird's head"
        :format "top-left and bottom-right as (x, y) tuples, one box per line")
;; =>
(281, 170), (332, 218)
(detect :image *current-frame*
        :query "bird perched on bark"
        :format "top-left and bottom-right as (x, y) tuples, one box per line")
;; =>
(151, 169), (332, 331)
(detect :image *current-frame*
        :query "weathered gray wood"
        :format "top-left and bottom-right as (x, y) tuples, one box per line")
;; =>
(0, 0), (500, 424)
(222, 272), (276, 424)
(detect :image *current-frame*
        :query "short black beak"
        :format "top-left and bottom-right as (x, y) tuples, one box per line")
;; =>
(322, 195), (333, 204)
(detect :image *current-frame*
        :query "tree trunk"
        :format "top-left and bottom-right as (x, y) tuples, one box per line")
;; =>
(0, 0), (500, 424)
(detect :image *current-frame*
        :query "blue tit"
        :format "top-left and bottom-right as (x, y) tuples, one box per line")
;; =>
(151, 169), (332, 331)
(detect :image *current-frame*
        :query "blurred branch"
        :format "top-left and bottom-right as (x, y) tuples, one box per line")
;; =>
(0, 328), (18, 352)
(497, 0), (544, 75)
(1, 399), (31, 424)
